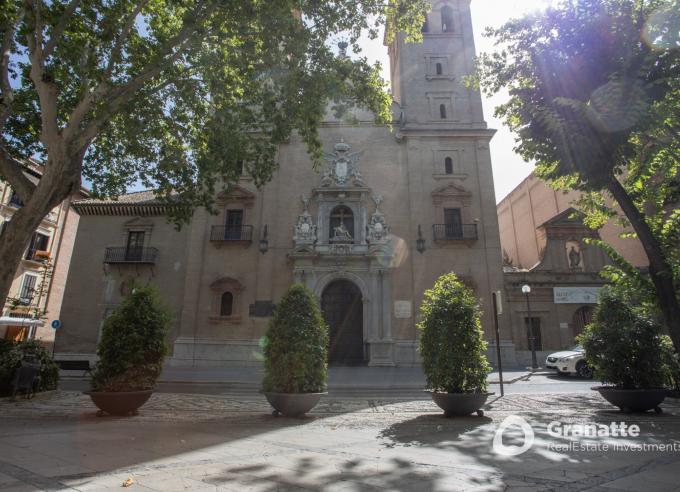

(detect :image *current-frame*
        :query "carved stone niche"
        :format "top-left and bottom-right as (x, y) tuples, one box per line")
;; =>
(209, 277), (244, 324)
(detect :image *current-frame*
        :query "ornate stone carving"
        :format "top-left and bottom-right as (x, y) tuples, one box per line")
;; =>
(293, 194), (317, 246)
(330, 243), (352, 255)
(322, 139), (365, 187)
(367, 194), (390, 243)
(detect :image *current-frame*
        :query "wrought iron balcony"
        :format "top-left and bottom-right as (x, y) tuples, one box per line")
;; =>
(104, 247), (158, 264)
(432, 223), (478, 241)
(210, 225), (253, 242)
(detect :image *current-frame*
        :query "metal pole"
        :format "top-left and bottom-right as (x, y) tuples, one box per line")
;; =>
(492, 292), (504, 397)
(525, 292), (538, 370)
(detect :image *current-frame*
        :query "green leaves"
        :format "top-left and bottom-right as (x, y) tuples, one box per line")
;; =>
(91, 283), (171, 392)
(417, 273), (490, 394)
(262, 284), (328, 394)
(578, 288), (674, 389)
(1, 0), (428, 226)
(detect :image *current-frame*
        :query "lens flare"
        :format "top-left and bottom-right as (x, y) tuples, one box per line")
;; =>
(642, 7), (680, 51)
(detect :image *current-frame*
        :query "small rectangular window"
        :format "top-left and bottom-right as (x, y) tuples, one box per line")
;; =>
(20, 274), (37, 303)
(26, 232), (50, 260)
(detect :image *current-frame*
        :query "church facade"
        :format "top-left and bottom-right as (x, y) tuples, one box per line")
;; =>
(55, 0), (513, 367)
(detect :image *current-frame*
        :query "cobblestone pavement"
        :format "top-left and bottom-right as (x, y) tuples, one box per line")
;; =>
(0, 392), (679, 491)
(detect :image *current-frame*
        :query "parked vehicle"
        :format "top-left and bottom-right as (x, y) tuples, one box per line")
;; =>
(545, 345), (593, 379)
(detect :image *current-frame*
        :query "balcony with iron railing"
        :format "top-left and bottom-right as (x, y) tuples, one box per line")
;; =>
(104, 247), (158, 264)
(210, 225), (253, 243)
(432, 223), (478, 242)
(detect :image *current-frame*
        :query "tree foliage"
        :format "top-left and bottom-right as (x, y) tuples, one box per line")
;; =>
(1, 0), (427, 216)
(91, 283), (171, 392)
(418, 273), (490, 394)
(476, 0), (680, 351)
(578, 288), (676, 389)
(0, 0), (428, 307)
(262, 284), (328, 394)
(0, 338), (59, 394)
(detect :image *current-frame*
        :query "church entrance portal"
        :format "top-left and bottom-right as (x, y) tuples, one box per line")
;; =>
(321, 280), (365, 365)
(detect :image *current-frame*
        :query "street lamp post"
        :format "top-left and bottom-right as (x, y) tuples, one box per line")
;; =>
(522, 284), (539, 370)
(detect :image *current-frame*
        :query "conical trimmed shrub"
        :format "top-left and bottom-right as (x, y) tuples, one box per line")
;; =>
(91, 284), (171, 392)
(418, 273), (491, 393)
(263, 284), (328, 393)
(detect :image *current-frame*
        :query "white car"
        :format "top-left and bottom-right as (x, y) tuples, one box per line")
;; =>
(545, 345), (593, 379)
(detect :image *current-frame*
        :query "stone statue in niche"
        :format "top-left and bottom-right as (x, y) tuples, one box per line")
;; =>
(322, 139), (365, 187)
(332, 222), (353, 241)
(567, 243), (582, 269)
(293, 194), (317, 245)
(367, 194), (390, 243)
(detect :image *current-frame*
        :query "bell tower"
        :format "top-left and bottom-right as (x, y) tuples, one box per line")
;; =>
(388, 0), (486, 130)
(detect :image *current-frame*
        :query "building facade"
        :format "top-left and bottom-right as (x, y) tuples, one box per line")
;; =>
(497, 173), (648, 270)
(56, 0), (516, 367)
(0, 161), (86, 347)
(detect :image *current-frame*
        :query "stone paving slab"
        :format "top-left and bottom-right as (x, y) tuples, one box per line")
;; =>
(0, 392), (679, 491)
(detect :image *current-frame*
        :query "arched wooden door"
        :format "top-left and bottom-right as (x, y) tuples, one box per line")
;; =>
(321, 280), (365, 365)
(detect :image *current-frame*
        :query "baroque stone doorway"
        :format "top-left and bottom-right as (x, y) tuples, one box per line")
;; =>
(321, 280), (365, 366)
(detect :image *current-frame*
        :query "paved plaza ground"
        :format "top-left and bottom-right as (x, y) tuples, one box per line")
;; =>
(1, 376), (679, 492)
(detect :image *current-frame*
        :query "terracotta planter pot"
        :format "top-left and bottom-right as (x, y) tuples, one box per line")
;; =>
(264, 392), (325, 417)
(593, 386), (666, 413)
(85, 390), (153, 416)
(430, 391), (493, 417)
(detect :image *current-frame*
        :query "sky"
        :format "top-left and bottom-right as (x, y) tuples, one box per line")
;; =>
(356, 0), (557, 203)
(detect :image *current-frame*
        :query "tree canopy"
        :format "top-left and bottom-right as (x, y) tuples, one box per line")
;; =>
(1, 0), (426, 218)
(475, 0), (680, 351)
(0, 0), (427, 305)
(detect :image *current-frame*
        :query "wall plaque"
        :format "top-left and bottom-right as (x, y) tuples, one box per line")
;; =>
(394, 301), (412, 319)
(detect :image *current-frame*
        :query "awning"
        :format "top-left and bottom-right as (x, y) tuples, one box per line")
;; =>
(0, 316), (44, 327)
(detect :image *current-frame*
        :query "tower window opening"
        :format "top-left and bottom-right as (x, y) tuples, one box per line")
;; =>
(435, 63), (443, 75)
(445, 157), (453, 174)
(439, 104), (447, 119)
(441, 6), (454, 32)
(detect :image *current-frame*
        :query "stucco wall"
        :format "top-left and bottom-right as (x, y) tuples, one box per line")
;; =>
(497, 173), (648, 269)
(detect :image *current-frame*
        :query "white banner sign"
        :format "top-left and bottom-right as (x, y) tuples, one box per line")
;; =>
(553, 287), (602, 304)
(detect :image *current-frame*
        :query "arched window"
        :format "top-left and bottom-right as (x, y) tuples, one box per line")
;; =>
(441, 6), (454, 32)
(435, 63), (443, 75)
(445, 157), (453, 174)
(329, 205), (354, 242)
(439, 104), (447, 119)
(220, 292), (233, 316)
(421, 16), (429, 33)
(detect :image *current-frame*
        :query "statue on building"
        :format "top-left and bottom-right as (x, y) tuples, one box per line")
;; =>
(367, 194), (390, 243)
(322, 139), (365, 187)
(332, 222), (353, 241)
(568, 244), (582, 268)
(293, 194), (317, 245)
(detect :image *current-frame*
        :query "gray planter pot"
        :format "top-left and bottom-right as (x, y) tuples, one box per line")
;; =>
(430, 391), (493, 417)
(593, 386), (666, 413)
(85, 390), (153, 416)
(264, 392), (325, 417)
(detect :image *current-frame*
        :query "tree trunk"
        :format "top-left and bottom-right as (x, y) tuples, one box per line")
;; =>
(0, 153), (80, 309)
(0, 200), (52, 307)
(606, 176), (680, 353)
